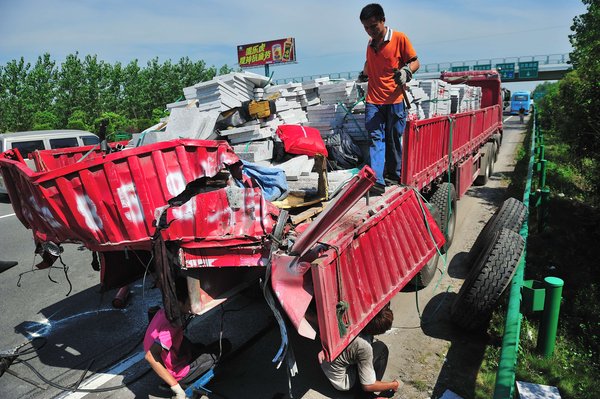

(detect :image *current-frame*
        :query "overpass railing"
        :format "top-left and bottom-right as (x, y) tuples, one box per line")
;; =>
(272, 53), (570, 84)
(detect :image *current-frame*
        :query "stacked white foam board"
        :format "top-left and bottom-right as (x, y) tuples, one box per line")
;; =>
(218, 122), (274, 145)
(318, 81), (359, 106)
(166, 99), (198, 111)
(449, 86), (461, 114)
(182, 71), (269, 113)
(254, 87), (265, 100)
(266, 82), (310, 125)
(473, 86), (482, 110)
(277, 109), (308, 125)
(450, 85), (482, 112)
(306, 104), (346, 138)
(419, 79), (451, 118)
(301, 77), (331, 107)
(232, 140), (274, 162)
(406, 81), (429, 120)
(272, 155), (315, 181)
(150, 71), (494, 176)
(265, 82), (303, 107)
(163, 108), (219, 140)
(341, 112), (369, 142)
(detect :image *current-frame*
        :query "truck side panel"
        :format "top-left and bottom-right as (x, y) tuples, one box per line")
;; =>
(311, 187), (445, 361)
(402, 104), (501, 190)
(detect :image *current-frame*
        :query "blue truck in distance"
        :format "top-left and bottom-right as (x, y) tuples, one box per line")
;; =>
(510, 91), (532, 115)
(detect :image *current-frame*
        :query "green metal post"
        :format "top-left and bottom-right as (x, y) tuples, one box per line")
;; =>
(538, 145), (545, 163)
(539, 159), (547, 189)
(538, 187), (550, 233)
(537, 277), (564, 357)
(265, 64), (270, 77)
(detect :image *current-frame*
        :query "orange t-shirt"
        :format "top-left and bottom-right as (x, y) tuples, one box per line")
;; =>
(365, 29), (417, 105)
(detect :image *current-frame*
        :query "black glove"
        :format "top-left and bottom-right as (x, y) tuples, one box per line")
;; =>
(393, 66), (412, 86)
(357, 71), (368, 82)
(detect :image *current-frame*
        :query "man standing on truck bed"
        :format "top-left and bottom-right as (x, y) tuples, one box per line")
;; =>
(358, 3), (420, 195)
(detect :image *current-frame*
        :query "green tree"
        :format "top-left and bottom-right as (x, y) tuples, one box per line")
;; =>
(176, 57), (208, 88)
(93, 111), (130, 137)
(542, 0), (600, 200)
(0, 51), (236, 134)
(55, 52), (86, 126)
(0, 57), (32, 132)
(121, 59), (145, 120)
(99, 62), (123, 114)
(82, 54), (104, 121)
(218, 64), (234, 76)
(25, 53), (57, 118)
(31, 110), (59, 130)
(66, 109), (92, 131)
(532, 81), (559, 131)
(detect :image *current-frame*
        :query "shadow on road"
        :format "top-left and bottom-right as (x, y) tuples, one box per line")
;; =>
(419, 292), (495, 399)
(8, 281), (155, 393)
(204, 321), (348, 399)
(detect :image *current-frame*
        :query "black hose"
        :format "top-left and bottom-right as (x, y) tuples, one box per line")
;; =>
(1, 336), (151, 393)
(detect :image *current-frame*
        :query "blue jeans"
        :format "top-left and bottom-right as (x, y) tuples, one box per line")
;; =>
(365, 102), (407, 185)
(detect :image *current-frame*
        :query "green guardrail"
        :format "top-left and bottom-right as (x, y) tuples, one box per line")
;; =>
(493, 106), (563, 398)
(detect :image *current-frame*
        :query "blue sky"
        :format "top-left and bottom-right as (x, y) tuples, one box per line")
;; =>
(0, 0), (586, 92)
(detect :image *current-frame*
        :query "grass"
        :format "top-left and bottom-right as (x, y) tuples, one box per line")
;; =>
(474, 122), (600, 399)
(410, 379), (430, 391)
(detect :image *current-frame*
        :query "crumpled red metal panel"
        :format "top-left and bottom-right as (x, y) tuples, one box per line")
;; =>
(309, 187), (445, 362)
(0, 139), (278, 251)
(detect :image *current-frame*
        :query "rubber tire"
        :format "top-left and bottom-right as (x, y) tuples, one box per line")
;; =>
(451, 228), (525, 331)
(474, 142), (494, 186)
(491, 140), (498, 168)
(492, 133), (502, 162)
(467, 197), (527, 267)
(488, 141), (497, 176)
(429, 182), (457, 254)
(411, 204), (441, 288)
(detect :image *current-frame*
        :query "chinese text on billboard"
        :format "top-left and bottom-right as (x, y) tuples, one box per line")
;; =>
(237, 38), (296, 68)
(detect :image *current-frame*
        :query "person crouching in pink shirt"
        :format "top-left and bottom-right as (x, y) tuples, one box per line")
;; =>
(144, 277), (229, 399)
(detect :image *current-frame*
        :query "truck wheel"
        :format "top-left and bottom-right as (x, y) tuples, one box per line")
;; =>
(491, 140), (498, 166)
(489, 141), (497, 175)
(429, 182), (456, 254)
(492, 133), (502, 161)
(451, 228), (524, 331)
(474, 142), (494, 186)
(467, 197), (527, 268)
(411, 204), (441, 288)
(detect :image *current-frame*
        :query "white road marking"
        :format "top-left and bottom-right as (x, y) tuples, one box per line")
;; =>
(0, 213), (16, 219)
(503, 115), (513, 123)
(55, 351), (145, 399)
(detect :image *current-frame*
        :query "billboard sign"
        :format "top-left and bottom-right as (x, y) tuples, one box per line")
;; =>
(237, 38), (296, 68)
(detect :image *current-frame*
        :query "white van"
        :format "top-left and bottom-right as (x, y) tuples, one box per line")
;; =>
(0, 129), (99, 194)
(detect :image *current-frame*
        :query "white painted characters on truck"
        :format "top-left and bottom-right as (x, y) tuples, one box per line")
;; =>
(117, 183), (145, 224)
(76, 194), (103, 231)
(23, 195), (63, 230)
(166, 171), (194, 220)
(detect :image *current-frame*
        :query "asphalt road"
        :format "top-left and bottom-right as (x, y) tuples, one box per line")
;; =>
(0, 114), (527, 399)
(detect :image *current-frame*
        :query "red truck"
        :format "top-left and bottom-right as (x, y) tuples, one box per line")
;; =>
(0, 70), (502, 374)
